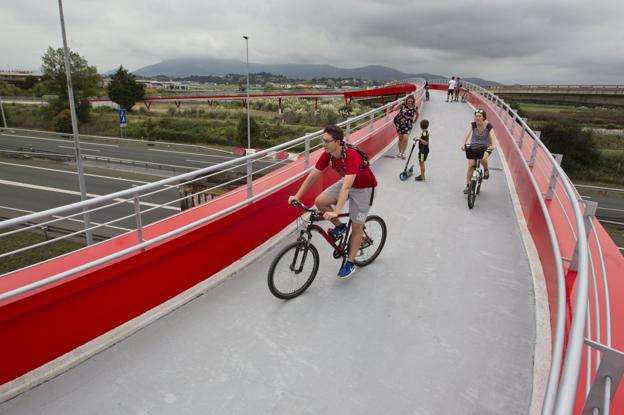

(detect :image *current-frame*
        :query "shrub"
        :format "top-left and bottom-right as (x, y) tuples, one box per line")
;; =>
(236, 114), (260, 147)
(539, 119), (600, 178)
(600, 151), (624, 184)
(52, 109), (73, 133)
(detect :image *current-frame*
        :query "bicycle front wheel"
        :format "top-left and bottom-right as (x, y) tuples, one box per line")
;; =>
(268, 241), (319, 299)
(467, 180), (477, 209)
(352, 215), (387, 267)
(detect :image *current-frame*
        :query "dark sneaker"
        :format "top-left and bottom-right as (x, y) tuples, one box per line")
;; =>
(328, 223), (347, 241)
(484, 169), (490, 180)
(415, 175), (425, 181)
(463, 185), (470, 194)
(338, 261), (357, 278)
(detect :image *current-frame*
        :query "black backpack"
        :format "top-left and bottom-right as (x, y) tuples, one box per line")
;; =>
(330, 144), (370, 171)
(330, 144), (375, 206)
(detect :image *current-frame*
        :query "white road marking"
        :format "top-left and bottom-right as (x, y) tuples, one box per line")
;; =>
(1, 132), (68, 144)
(151, 148), (277, 164)
(149, 148), (232, 158)
(597, 206), (624, 213)
(1, 132), (118, 147)
(79, 142), (119, 148)
(59, 145), (100, 152)
(185, 159), (220, 165)
(0, 205), (132, 231)
(0, 161), (155, 185)
(0, 179), (179, 211)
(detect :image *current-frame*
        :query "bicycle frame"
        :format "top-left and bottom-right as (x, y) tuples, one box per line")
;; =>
(298, 212), (351, 254)
(472, 159), (483, 182)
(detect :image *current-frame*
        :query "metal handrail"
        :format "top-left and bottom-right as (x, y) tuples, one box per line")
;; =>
(430, 78), (596, 414)
(0, 80), (425, 300)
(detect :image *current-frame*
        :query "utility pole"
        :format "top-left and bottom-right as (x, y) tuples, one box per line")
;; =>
(243, 35), (251, 149)
(0, 94), (7, 129)
(58, 0), (93, 244)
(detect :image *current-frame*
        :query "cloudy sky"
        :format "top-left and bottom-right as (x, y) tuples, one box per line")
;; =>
(2, 0), (623, 84)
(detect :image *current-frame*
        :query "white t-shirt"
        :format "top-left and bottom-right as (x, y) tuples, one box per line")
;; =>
(448, 79), (456, 90)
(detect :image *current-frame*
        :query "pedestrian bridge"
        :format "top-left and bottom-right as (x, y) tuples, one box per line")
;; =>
(0, 81), (623, 414)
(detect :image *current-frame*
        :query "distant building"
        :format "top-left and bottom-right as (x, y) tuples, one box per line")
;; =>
(0, 70), (42, 83)
(136, 80), (190, 90)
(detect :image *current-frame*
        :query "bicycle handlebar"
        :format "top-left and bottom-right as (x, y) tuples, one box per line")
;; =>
(290, 200), (317, 213)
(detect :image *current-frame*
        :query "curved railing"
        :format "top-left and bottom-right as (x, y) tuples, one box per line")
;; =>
(430, 79), (623, 414)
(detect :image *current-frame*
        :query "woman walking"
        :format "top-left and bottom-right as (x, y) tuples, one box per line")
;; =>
(392, 95), (419, 159)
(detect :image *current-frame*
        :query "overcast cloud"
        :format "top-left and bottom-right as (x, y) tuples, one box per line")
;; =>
(2, 0), (623, 84)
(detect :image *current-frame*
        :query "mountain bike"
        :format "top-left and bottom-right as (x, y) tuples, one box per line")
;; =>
(464, 144), (487, 209)
(267, 201), (387, 299)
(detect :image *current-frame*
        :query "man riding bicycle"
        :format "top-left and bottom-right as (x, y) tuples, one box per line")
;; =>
(460, 108), (498, 194)
(288, 125), (378, 278)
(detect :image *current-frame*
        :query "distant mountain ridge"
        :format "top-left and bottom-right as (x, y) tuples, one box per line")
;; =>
(129, 57), (501, 85)
(132, 58), (432, 81)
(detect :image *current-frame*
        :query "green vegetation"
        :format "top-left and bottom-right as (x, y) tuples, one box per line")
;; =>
(514, 102), (624, 130)
(0, 229), (83, 275)
(538, 119), (623, 186)
(40, 47), (101, 126)
(502, 101), (624, 187)
(1, 97), (369, 148)
(107, 66), (145, 111)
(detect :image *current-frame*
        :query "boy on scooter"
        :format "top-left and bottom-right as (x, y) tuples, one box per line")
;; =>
(414, 119), (430, 182)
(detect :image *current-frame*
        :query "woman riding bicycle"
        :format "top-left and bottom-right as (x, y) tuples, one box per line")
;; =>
(288, 125), (377, 278)
(460, 109), (498, 194)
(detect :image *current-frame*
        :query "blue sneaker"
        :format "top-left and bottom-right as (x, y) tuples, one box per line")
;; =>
(338, 261), (357, 278)
(328, 223), (347, 241)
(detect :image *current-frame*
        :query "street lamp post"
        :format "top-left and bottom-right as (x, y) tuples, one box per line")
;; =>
(243, 35), (251, 149)
(58, 0), (93, 244)
(0, 94), (7, 129)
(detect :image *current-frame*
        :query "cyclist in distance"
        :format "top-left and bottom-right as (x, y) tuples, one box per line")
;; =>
(288, 125), (378, 278)
(460, 109), (498, 194)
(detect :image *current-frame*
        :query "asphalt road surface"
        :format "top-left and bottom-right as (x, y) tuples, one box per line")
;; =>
(0, 129), (287, 174)
(0, 157), (181, 238)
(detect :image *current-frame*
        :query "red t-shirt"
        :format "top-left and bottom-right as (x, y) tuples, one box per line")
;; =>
(315, 147), (378, 189)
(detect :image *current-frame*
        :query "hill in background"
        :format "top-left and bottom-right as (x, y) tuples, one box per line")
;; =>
(129, 57), (499, 85)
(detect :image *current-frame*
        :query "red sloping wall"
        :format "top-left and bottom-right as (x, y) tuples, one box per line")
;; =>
(466, 92), (624, 414)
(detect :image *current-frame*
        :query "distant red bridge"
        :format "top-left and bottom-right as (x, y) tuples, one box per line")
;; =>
(89, 83), (417, 109)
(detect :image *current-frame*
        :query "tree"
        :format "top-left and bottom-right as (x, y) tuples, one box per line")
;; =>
(539, 119), (600, 177)
(40, 46), (100, 124)
(236, 114), (260, 147)
(107, 66), (145, 111)
(18, 75), (39, 90)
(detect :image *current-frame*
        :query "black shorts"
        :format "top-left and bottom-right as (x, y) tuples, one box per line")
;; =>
(418, 146), (429, 162)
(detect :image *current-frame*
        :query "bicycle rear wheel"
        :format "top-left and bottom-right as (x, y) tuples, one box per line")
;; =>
(268, 241), (319, 299)
(467, 180), (477, 209)
(352, 215), (387, 267)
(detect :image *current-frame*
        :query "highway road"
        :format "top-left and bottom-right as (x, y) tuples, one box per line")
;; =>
(0, 129), (288, 174)
(578, 188), (624, 250)
(0, 128), (294, 242)
(0, 158), (181, 238)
